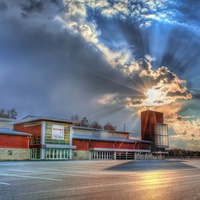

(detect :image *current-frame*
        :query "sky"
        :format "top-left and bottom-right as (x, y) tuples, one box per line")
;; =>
(0, 0), (200, 150)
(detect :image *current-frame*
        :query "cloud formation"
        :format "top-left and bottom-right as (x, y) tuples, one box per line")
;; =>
(98, 59), (192, 110)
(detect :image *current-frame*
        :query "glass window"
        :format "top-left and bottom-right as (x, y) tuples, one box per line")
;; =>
(31, 136), (41, 145)
(155, 123), (169, 147)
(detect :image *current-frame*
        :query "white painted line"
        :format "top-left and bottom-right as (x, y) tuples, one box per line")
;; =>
(36, 168), (122, 175)
(9, 170), (94, 177)
(43, 172), (93, 177)
(0, 182), (10, 186)
(9, 170), (36, 173)
(0, 173), (62, 182)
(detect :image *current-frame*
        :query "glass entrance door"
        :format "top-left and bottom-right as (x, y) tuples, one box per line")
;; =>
(30, 148), (40, 159)
(45, 149), (70, 159)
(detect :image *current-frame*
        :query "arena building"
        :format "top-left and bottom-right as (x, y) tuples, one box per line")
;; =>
(0, 110), (168, 160)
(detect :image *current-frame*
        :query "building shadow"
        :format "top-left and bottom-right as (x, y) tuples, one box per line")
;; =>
(106, 160), (195, 172)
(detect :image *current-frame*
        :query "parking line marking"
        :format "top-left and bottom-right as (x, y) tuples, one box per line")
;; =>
(0, 173), (62, 182)
(0, 182), (10, 186)
(9, 170), (36, 173)
(9, 170), (94, 177)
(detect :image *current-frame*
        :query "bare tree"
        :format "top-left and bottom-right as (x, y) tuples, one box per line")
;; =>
(81, 117), (89, 127)
(103, 122), (116, 131)
(0, 108), (17, 119)
(91, 121), (102, 129)
(70, 114), (80, 121)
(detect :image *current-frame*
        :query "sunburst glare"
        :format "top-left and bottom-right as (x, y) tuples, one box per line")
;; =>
(143, 88), (166, 107)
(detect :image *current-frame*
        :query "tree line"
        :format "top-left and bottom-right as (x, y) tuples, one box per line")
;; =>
(167, 148), (200, 158)
(71, 115), (117, 131)
(0, 110), (116, 131)
(0, 108), (17, 119)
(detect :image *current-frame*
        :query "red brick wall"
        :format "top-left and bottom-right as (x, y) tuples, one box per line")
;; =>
(73, 140), (140, 150)
(140, 143), (151, 150)
(0, 135), (29, 148)
(72, 140), (88, 150)
(90, 141), (114, 149)
(14, 123), (42, 136)
(115, 142), (135, 149)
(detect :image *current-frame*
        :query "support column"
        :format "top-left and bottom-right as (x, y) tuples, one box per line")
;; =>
(41, 121), (46, 159)
(41, 148), (45, 159)
(114, 151), (116, 160)
(134, 152), (137, 160)
(69, 149), (72, 159)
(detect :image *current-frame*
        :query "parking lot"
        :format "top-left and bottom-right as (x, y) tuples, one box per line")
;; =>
(0, 159), (200, 200)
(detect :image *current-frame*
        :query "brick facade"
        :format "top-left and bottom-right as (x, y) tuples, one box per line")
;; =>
(14, 123), (42, 136)
(72, 140), (149, 151)
(0, 135), (29, 148)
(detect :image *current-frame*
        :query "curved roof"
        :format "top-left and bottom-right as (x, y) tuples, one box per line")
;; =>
(72, 134), (151, 143)
(73, 126), (131, 134)
(11, 116), (74, 124)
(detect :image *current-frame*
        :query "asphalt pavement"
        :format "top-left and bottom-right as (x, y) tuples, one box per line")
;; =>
(0, 159), (200, 200)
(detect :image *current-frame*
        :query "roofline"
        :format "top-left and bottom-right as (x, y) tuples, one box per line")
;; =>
(11, 116), (74, 125)
(72, 126), (102, 131)
(0, 128), (32, 136)
(0, 117), (15, 122)
(108, 130), (131, 134)
(72, 126), (131, 134)
(141, 110), (163, 114)
(72, 134), (152, 144)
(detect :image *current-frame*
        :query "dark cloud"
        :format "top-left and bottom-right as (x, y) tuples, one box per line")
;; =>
(0, 1), (7, 10)
(191, 90), (200, 100)
(21, 0), (44, 13)
(167, 91), (190, 98)
(137, 58), (151, 70)
(0, 5), (137, 123)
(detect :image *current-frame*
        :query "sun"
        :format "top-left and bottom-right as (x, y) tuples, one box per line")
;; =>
(143, 88), (166, 106)
(146, 89), (163, 101)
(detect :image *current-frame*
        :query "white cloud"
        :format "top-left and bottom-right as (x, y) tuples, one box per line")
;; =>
(101, 7), (118, 17)
(113, 2), (130, 15)
(98, 93), (118, 105)
(145, 54), (156, 62)
(88, 0), (110, 8)
(64, 0), (86, 16)
(166, 114), (200, 140)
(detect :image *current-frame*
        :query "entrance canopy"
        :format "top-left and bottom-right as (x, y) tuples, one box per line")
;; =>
(90, 148), (151, 153)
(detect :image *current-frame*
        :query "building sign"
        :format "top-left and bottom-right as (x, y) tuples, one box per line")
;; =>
(52, 125), (64, 140)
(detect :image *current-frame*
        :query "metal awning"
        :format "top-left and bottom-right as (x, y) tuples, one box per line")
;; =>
(42, 144), (76, 149)
(89, 148), (151, 153)
(0, 128), (31, 137)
